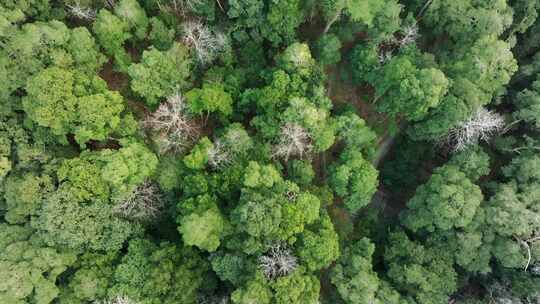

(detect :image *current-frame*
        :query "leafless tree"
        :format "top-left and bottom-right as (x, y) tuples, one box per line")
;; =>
(114, 181), (164, 221)
(258, 244), (298, 279)
(207, 139), (232, 169)
(398, 24), (419, 47)
(378, 50), (393, 65)
(182, 21), (228, 65)
(198, 294), (230, 304)
(103, 0), (116, 8)
(156, 0), (203, 15)
(272, 123), (313, 161)
(96, 295), (137, 304)
(442, 108), (506, 152)
(144, 93), (200, 154)
(66, 2), (97, 20)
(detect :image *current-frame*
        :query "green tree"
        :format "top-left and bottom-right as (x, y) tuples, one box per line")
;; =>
(23, 67), (125, 146)
(128, 43), (192, 106)
(114, 0), (148, 40)
(401, 164), (484, 233)
(330, 238), (380, 304)
(296, 213), (340, 271)
(0, 224), (77, 304)
(185, 83), (233, 118)
(93, 9), (132, 71)
(372, 56), (449, 121)
(109, 238), (209, 304)
(329, 149), (379, 213)
(385, 231), (458, 304)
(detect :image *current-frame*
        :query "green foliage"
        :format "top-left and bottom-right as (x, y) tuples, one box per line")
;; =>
(314, 34), (342, 66)
(330, 238), (381, 304)
(3, 172), (53, 223)
(329, 149), (379, 213)
(183, 137), (213, 170)
(178, 194), (226, 252)
(419, 0), (513, 43)
(0, 224), (77, 304)
(261, 0), (304, 46)
(401, 164), (484, 232)
(186, 83), (233, 117)
(2, 21), (105, 96)
(128, 43), (192, 106)
(297, 213), (340, 271)
(385, 231), (458, 304)
(93, 9), (132, 71)
(514, 78), (540, 128)
(372, 56), (449, 121)
(109, 238), (208, 304)
(114, 0), (149, 40)
(23, 67), (125, 146)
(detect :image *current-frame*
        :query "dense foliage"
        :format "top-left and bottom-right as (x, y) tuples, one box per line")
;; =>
(1, 0), (540, 303)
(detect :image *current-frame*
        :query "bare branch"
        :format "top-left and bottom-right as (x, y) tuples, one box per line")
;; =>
(144, 93), (201, 154)
(272, 123), (313, 161)
(207, 139), (232, 169)
(441, 108), (506, 152)
(67, 2), (97, 21)
(95, 295), (137, 304)
(114, 181), (165, 221)
(182, 21), (228, 65)
(258, 244), (298, 279)
(398, 24), (420, 47)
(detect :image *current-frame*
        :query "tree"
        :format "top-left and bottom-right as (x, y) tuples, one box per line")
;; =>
(23, 67), (125, 147)
(401, 164), (484, 233)
(514, 78), (540, 129)
(128, 43), (192, 106)
(330, 238), (380, 304)
(260, 0), (304, 46)
(114, 0), (149, 40)
(417, 0), (513, 43)
(0, 224), (77, 304)
(178, 194), (226, 252)
(321, 0), (401, 36)
(313, 34), (342, 66)
(144, 92), (201, 154)
(258, 244), (298, 279)
(93, 9), (132, 71)
(272, 123), (313, 161)
(185, 83), (233, 118)
(3, 172), (53, 224)
(109, 238), (208, 304)
(329, 149), (379, 213)
(296, 213), (340, 272)
(385, 231), (458, 304)
(182, 21), (228, 65)
(371, 56), (449, 121)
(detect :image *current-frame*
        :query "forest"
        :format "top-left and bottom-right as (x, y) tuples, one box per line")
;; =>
(0, 0), (539, 303)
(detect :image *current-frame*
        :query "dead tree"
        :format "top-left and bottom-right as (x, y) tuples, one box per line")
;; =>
(272, 123), (313, 161)
(96, 295), (137, 304)
(398, 24), (420, 47)
(144, 93), (200, 154)
(182, 21), (227, 65)
(442, 108), (505, 152)
(66, 2), (97, 20)
(114, 181), (164, 221)
(258, 244), (298, 279)
(207, 139), (232, 169)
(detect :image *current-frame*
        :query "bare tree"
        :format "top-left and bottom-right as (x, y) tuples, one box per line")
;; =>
(103, 0), (116, 8)
(114, 181), (164, 221)
(96, 295), (137, 304)
(156, 0), (203, 15)
(182, 21), (228, 65)
(398, 24), (419, 47)
(258, 244), (298, 279)
(66, 2), (97, 20)
(207, 139), (232, 169)
(378, 50), (393, 65)
(442, 108), (506, 152)
(144, 93), (200, 154)
(272, 123), (313, 161)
